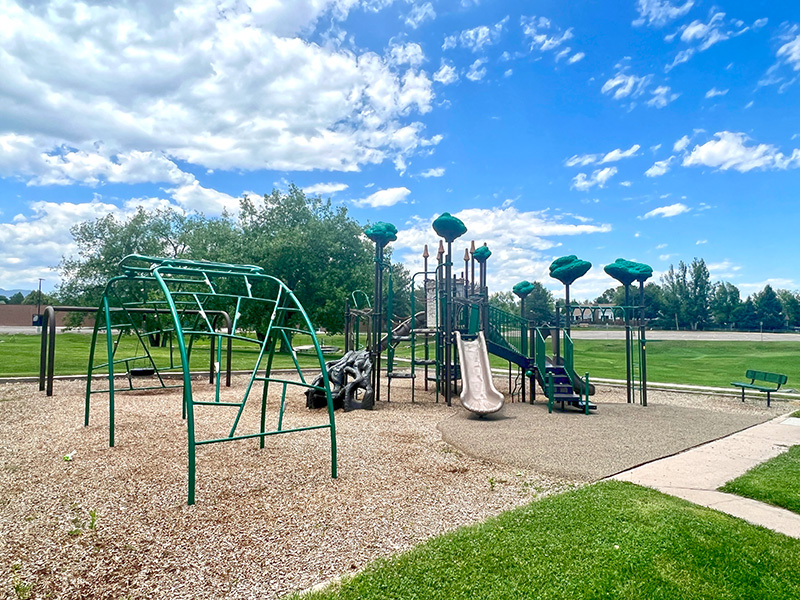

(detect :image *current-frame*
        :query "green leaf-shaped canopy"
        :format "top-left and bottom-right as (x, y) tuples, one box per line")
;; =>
(365, 222), (398, 246)
(473, 244), (491, 263)
(432, 212), (467, 243)
(549, 255), (592, 286)
(513, 280), (535, 299)
(603, 258), (652, 286)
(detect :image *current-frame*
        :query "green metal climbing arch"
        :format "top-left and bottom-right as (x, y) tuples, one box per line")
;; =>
(85, 254), (337, 505)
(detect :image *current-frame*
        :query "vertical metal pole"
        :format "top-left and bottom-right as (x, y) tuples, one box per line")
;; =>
(470, 241), (476, 296)
(554, 306), (561, 361)
(565, 284), (571, 338)
(344, 300), (351, 354)
(372, 242), (385, 405)
(639, 282), (648, 407)
(39, 307), (49, 392)
(520, 295), (526, 405)
(464, 249), (470, 293)
(624, 284), (632, 404)
(444, 240), (453, 406)
(46, 307), (56, 397)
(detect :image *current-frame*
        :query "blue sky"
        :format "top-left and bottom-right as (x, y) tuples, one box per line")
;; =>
(1, 0), (799, 300)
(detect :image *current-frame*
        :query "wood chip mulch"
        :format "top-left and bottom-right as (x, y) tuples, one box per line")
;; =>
(0, 376), (575, 599)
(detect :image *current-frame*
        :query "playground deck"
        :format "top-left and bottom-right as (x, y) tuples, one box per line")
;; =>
(0, 377), (794, 598)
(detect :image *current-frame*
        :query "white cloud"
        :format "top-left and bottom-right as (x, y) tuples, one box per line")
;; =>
(647, 85), (679, 108)
(601, 144), (641, 163)
(433, 62), (459, 85)
(466, 59), (488, 81)
(393, 206), (612, 293)
(0, 197), (184, 289)
(620, 181), (632, 187)
(641, 203), (690, 218)
(0, 1), (439, 183)
(777, 33), (800, 71)
(565, 144), (640, 168)
(666, 11), (752, 71)
(167, 180), (240, 215)
(521, 16), (582, 62)
(446, 17), (508, 52)
(656, 243), (668, 249)
(405, 2), (436, 29)
(644, 156), (675, 177)
(389, 42), (425, 67)
(633, 0), (695, 28)
(659, 254), (674, 261)
(705, 87), (729, 98)
(696, 239), (707, 245)
(419, 167), (445, 178)
(601, 71), (651, 100)
(673, 135), (691, 152)
(682, 132), (800, 172)
(353, 186), (411, 208)
(303, 182), (349, 195)
(571, 167), (618, 191)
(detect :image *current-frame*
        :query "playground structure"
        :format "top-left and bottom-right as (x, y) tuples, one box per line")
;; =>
(81, 254), (336, 505)
(341, 215), (652, 415)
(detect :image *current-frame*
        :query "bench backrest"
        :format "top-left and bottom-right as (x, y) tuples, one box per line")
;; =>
(745, 369), (788, 385)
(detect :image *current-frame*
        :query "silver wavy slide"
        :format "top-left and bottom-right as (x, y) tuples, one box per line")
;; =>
(455, 331), (505, 416)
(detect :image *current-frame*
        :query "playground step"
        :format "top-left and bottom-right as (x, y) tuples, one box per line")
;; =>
(387, 372), (416, 379)
(412, 359), (437, 366)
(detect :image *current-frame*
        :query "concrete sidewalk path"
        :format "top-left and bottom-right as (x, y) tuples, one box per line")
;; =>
(613, 415), (800, 538)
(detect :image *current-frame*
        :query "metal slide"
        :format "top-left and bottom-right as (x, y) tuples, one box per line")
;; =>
(455, 331), (505, 416)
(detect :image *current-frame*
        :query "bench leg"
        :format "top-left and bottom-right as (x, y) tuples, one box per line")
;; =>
(741, 388), (745, 403)
(767, 391), (771, 408)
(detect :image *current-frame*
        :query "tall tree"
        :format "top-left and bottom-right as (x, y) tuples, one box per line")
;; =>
(58, 186), (374, 333)
(710, 281), (741, 327)
(489, 291), (520, 315)
(524, 281), (554, 326)
(777, 289), (800, 328)
(754, 284), (784, 330)
(686, 258), (711, 330)
(659, 261), (688, 329)
(733, 297), (759, 330)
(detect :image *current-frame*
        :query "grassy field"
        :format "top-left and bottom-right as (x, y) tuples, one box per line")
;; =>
(295, 481), (800, 600)
(720, 446), (800, 515)
(2, 333), (799, 392)
(0, 332), (334, 377)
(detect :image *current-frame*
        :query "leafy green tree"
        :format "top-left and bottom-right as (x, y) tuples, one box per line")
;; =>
(687, 258), (711, 330)
(732, 297), (758, 330)
(594, 286), (624, 305)
(233, 186), (373, 333)
(489, 291), (520, 315)
(8, 292), (24, 304)
(524, 282), (554, 326)
(659, 261), (689, 329)
(777, 290), (800, 328)
(58, 208), (200, 306)
(710, 282), (741, 327)
(0, 295), (8, 304)
(58, 187), (374, 334)
(754, 284), (784, 330)
(22, 291), (59, 306)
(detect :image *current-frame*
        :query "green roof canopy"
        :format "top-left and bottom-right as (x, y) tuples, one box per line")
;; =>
(549, 255), (592, 286)
(432, 213), (467, 243)
(513, 280), (535, 299)
(365, 222), (398, 246)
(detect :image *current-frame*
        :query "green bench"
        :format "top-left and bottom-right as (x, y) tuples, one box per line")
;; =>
(731, 370), (787, 407)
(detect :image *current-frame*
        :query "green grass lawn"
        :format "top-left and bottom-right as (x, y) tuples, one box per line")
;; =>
(719, 446), (800, 515)
(3, 333), (800, 393)
(573, 339), (800, 389)
(295, 481), (800, 600)
(0, 332), (339, 377)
